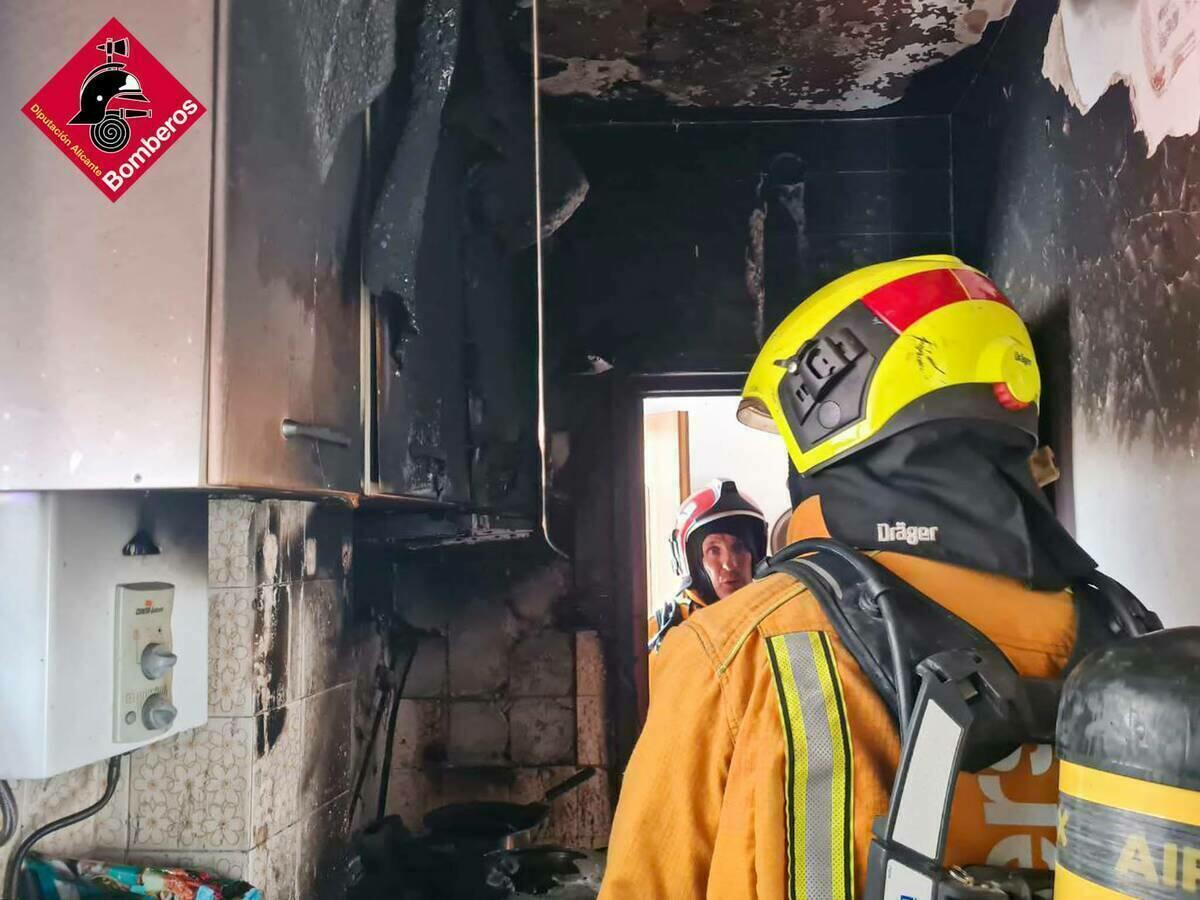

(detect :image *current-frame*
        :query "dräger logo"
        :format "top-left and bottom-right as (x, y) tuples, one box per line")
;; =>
(21, 17), (206, 201)
(876, 521), (939, 546)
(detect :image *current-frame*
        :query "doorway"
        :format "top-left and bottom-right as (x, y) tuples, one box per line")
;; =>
(639, 394), (792, 657)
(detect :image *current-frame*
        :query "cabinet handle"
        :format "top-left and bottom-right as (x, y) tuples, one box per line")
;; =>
(280, 419), (352, 448)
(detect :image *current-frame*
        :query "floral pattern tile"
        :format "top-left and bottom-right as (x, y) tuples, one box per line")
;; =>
(95, 761), (132, 853)
(248, 823), (298, 900)
(251, 702), (303, 847)
(129, 718), (253, 851)
(18, 762), (109, 858)
(209, 589), (256, 717)
(208, 500), (256, 589)
(127, 850), (250, 881)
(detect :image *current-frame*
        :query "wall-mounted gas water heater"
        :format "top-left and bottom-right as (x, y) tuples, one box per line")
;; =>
(0, 492), (208, 779)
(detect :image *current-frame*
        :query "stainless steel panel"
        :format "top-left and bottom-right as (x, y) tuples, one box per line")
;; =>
(206, 0), (364, 493)
(0, 2), (214, 489)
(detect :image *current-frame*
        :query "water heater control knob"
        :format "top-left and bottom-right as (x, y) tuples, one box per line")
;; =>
(140, 643), (178, 680)
(141, 693), (178, 731)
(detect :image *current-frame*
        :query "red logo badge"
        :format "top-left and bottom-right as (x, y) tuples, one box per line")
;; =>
(21, 17), (206, 201)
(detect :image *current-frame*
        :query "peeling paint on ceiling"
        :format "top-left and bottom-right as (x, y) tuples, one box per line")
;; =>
(536, 0), (1016, 109)
(1042, 0), (1200, 155)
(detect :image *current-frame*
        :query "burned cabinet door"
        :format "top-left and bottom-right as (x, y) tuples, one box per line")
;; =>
(206, 0), (367, 493)
(372, 140), (470, 504)
(463, 239), (539, 514)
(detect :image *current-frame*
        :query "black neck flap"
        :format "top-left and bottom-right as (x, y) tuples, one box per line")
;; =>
(791, 421), (1096, 591)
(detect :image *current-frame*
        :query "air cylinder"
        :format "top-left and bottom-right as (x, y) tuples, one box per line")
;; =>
(1055, 627), (1200, 898)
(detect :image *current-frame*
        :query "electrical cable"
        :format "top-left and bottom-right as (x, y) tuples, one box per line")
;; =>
(3, 755), (122, 900)
(0, 780), (17, 849)
(374, 638), (418, 823)
(347, 673), (390, 829)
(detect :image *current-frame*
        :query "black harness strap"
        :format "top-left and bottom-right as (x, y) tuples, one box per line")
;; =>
(756, 538), (1156, 770)
(757, 538), (1160, 900)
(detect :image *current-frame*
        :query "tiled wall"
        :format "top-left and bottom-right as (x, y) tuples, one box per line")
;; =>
(365, 546), (614, 849)
(0, 498), (372, 900)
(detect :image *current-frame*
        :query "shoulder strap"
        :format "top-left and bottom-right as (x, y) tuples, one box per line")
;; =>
(1068, 569), (1161, 661)
(760, 539), (1034, 753)
(759, 539), (1162, 767)
(647, 598), (681, 654)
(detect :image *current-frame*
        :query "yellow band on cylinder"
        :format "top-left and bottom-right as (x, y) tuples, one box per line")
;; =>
(1060, 760), (1200, 827)
(1054, 863), (1137, 899)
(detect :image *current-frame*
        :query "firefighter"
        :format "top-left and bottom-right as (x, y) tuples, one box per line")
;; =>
(647, 479), (768, 656)
(601, 255), (1100, 898)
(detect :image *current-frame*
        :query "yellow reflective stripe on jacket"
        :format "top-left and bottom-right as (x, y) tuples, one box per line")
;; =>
(766, 632), (854, 900)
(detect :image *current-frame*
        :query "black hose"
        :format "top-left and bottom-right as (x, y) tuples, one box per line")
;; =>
(0, 781), (17, 849)
(374, 639), (418, 823)
(3, 756), (122, 900)
(348, 674), (390, 827)
(878, 592), (914, 732)
(767, 538), (917, 728)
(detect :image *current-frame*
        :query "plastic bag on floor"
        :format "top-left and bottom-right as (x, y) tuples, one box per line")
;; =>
(20, 854), (262, 900)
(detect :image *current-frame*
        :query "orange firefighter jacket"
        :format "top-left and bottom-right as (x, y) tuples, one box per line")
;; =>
(648, 589), (708, 686)
(601, 496), (1074, 900)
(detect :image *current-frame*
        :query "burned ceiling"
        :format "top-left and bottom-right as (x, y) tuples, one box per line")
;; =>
(537, 0), (1016, 109)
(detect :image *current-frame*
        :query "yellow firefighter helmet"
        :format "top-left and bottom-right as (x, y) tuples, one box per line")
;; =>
(739, 255), (1040, 474)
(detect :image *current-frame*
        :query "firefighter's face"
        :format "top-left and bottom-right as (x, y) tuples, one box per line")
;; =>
(701, 533), (753, 599)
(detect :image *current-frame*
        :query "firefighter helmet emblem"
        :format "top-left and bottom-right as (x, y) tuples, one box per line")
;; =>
(68, 37), (152, 153)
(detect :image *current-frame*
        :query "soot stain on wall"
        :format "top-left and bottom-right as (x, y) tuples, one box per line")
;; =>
(953, 2), (1200, 452)
(548, 118), (952, 373)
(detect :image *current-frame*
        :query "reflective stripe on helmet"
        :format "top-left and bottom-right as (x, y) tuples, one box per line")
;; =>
(766, 631), (854, 900)
(860, 267), (1011, 332)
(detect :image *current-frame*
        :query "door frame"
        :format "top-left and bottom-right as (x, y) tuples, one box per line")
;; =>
(611, 372), (746, 757)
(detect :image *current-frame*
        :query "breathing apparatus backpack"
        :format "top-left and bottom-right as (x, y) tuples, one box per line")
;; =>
(759, 538), (1198, 900)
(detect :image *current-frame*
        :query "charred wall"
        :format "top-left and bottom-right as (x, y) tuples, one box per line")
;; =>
(952, 3), (1200, 624)
(352, 535), (615, 851)
(546, 117), (953, 374)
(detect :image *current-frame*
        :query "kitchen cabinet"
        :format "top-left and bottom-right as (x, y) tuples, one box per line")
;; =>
(206, 0), (365, 493)
(0, 0), (364, 494)
(367, 139), (471, 505)
(1, 0), (540, 511)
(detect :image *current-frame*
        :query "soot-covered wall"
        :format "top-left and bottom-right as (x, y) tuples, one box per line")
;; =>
(354, 538), (615, 850)
(546, 117), (953, 373)
(953, 3), (1200, 625)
